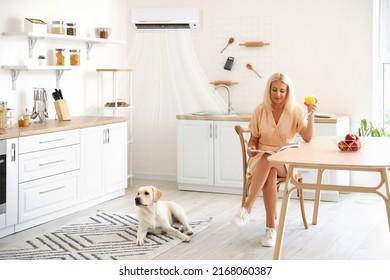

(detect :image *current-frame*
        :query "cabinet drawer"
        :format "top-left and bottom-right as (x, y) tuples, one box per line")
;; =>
(19, 144), (80, 182)
(18, 171), (80, 223)
(19, 129), (80, 154)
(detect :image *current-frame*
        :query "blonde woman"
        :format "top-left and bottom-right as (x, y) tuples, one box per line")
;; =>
(231, 72), (317, 247)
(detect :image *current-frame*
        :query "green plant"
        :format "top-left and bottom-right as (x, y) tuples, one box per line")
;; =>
(357, 119), (387, 137)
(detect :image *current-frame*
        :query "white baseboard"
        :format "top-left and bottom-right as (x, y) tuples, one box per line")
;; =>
(132, 172), (177, 182)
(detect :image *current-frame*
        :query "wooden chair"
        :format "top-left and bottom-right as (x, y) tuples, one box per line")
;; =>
(234, 125), (308, 229)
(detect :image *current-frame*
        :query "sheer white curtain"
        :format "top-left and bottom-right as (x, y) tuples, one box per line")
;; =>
(128, 29), (227, 177)
(129, 29), (226, 126)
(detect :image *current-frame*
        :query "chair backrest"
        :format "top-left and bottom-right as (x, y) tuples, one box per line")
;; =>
(234, 125), (250, 184)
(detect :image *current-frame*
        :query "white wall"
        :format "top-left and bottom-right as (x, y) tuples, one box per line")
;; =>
(128, 0), (375, 180)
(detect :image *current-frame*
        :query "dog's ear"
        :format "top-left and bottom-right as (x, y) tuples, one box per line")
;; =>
(152, 187), (163, 202)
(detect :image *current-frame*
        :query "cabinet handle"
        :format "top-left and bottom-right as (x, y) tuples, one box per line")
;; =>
(11, 143), (16, 162)
(209, 124), (213, 138)
(103, 128), (110, 144)
(39, 159), (65, 166)
(214, 125), (218, 139)
(39, 138), (65, 144)
(39, 185), (66, 195)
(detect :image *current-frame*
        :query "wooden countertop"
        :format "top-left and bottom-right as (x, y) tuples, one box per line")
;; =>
(176, 113), (349, 123)
(0, 116), (128, 140)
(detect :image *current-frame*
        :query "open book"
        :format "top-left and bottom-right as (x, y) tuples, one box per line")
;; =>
(255, 142), (300, 155)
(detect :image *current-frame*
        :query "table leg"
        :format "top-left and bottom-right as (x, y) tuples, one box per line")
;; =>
(381, 168), (390, 230)
(312, 169), (324, 225)
(273, 165), (294, 260)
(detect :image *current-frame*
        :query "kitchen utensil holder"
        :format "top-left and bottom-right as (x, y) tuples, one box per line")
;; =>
(54, 99), (71, 121)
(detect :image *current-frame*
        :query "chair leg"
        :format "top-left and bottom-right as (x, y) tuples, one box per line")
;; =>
(297, 187), (309, 229)
(241, 182), (249, 207)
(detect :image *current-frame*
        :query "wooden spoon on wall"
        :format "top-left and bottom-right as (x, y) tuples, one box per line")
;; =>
(220, 37), (235, 53)
(246, 64), (262, 78)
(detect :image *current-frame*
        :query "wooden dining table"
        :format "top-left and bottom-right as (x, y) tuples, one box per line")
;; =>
(268, 136), (390, 260)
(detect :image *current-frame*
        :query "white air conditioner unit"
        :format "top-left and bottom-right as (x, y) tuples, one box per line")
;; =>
(131, 7), (201, 30)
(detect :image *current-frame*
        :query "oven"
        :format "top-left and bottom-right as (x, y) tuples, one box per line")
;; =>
(0, 141), (6, 214)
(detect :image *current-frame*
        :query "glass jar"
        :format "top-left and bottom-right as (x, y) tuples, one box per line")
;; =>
(51, 21), (65, 35)
(69, 49), (80, 66)
(66, 23), (76, 36)
(0, 101), (8, 130)
(55, 48), (65, 66)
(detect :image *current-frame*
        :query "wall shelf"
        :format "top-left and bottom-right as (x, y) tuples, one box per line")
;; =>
(1, 65), (72, 89)
(2, 32), (126, 60)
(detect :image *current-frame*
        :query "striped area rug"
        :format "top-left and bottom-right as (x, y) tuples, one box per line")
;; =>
(0, 212), (212, 260)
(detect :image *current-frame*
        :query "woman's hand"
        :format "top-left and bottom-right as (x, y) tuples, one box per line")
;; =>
(304, 98), (318, 116)
(247, 146), (258, 157)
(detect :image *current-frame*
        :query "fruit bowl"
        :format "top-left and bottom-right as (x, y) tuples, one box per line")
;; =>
(334, 135), (367, 152)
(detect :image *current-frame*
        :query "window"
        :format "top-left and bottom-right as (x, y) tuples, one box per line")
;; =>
(379, 0), (390, 134)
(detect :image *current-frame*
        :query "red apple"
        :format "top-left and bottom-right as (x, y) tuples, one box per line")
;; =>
(347, 140), (360, 151)
(338, 140), (349, 151)
(345, 133), (359, 144)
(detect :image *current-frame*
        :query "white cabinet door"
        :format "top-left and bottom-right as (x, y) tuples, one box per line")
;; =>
(104, 122), (128, 194)
(177, 120), (214, 185)
(214, 121), (247, 188)
(80, 126), (104, 200)
(80, 122), (127, 199)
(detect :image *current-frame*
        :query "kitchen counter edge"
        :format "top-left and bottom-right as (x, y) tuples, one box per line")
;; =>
(0, 116), (128, 140)
(176, 113), (349, 123)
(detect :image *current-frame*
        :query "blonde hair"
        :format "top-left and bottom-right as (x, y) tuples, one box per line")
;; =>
(262, 72), (296, 112)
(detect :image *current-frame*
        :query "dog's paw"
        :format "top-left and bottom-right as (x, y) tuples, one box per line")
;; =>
(186, 230), (194, 236)
(136, 238), (145, 246)
(180, 235), (191, 243)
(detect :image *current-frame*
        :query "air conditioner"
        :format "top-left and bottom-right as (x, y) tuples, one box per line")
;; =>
(131, 7), (201, 30)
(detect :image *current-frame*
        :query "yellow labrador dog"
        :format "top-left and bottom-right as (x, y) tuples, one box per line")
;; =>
(135, 186), (193, 246)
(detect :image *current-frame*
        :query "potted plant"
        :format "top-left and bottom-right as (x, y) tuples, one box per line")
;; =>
(38, 55), (46, 66)
(357, 118), (387, 137)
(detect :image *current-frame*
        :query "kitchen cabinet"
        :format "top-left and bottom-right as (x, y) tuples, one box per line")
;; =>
(177, 119), (246, 194)
(0, 116), (128, 238)
(80, 121), (127, 201)
(18, 130), (81, 223)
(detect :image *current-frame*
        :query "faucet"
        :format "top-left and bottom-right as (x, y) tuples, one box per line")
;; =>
(214, 84), (234, 114)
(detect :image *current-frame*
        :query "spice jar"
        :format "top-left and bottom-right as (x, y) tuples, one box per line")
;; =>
(51, 21), (65, 35)
(66, 23), (76, 36)
(69, 49), (80, 66)
(99, 28), (109, 39)
(55, 48), (65, 66)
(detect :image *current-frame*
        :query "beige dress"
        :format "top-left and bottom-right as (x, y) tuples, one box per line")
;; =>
(248, 103), (307, 174)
